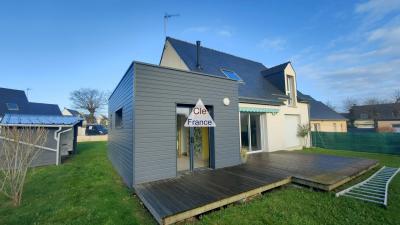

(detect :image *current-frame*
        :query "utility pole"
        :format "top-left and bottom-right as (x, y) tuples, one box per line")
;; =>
(164, 13), (179, 37)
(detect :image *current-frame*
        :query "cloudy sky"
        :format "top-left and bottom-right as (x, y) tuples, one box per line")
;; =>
(1, 0), (399, 113)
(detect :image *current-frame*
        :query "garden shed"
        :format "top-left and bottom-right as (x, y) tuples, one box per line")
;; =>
(0, 114), (82, 167)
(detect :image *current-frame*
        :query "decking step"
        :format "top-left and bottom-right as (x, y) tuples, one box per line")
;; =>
(336, 166), (400, 207)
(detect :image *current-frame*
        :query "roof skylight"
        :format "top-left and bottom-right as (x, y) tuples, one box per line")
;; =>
(6, 103), (19, 111)
(221, 69), (242, 81)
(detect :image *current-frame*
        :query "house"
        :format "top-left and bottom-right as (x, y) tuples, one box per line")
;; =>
(108, 37), (311, 187)
(298, 93), (347, 132)
(160, 37), (311, 151)
(63, 108), (108, 127)
(0, 87), (82, 166)
(62, 107), (82, 117)
(0, 87), (62, 119)
(350, 103), (400, 132)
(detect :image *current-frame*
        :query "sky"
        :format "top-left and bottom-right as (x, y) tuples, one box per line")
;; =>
(0, 0), (399, 113)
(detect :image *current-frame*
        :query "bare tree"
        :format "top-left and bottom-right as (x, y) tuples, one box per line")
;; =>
(0, 126), (48, 206)
(342, 97), (358, 113)
(325, 101), (337, 111)
(70, 88), (108, 124)
(363, 97), (382, 105)
(394, 89), (400, 103)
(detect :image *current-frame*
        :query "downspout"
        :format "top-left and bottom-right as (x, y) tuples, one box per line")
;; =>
(54, 127), (72, 165)
(307, 102), (312, 148)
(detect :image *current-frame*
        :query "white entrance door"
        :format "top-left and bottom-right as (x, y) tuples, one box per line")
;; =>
(284, 115), (300, 148)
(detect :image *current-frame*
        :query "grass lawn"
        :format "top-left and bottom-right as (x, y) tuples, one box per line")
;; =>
(0, 142), (155, 225)
(1, 143), (399, 225)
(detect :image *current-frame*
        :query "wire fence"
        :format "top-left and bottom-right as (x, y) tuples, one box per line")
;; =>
(311, 131), (400, 155)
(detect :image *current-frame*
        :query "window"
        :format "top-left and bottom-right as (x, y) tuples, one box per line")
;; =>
(115, 108), (123, 128)
(6, 103), (19, 111)
(333, 123), (337, 132)
(286, 76), (296, 106)
(393, 110), (399, 118)
(313, 123), (320, 131)
(221, 69), (242, 81)
(360, 113), (368, 119)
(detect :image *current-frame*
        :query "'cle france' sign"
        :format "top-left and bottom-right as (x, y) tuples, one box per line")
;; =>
(185, 99), (216, 127)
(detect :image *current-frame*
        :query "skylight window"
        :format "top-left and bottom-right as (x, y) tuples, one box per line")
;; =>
(221, 69), (242, 81)
(6, 103), (19, 111)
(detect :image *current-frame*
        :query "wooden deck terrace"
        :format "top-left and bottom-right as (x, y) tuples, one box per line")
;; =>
(134, 151), (378, 225)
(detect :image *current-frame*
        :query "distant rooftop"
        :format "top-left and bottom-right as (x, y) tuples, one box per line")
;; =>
(351, 103), (400, 120)
(0, 87), (62, 117)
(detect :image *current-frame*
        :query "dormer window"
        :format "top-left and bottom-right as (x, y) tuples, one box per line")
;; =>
(221, 69), (243, 81)
(286, 75), (295, 106)
(6, 103), (19, 111)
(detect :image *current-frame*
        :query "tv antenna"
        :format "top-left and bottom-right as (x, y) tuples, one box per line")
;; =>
(164, 13), (179, 36)
(26, 88), (32, 98)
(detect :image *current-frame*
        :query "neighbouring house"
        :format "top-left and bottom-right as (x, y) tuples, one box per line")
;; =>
(298, 94), (347, 132)
(108, 37), (311, 187)
(63, 108), (109, 136)
(0, 87), (62, 119)
(0, 87), (82, 166)
(62, 107), (82, 117)
(350, 103), (400, 132)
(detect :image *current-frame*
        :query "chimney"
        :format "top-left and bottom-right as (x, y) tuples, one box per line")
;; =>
(196, 40), (201, 69)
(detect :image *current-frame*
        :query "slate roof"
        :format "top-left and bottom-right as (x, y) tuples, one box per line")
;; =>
(297, 93), (346, 120)
(0, 87), (30, 116)
(351, 103), (400, 121)
(28, 102), (62, 116)
(0, 87), (61, 117)
(0, 114), (81, 126)
(165, 37), (287, 105)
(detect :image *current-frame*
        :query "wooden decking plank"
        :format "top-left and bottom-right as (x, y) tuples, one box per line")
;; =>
(135, 151), (378, 224)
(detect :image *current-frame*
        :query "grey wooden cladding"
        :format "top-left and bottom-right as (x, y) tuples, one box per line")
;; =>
(31, 150), (57, 167)
(108, 65), (135, 187)
(134, 63), (240, 185)
(108, 62), (240, 187)
(0, 127), (67, 167)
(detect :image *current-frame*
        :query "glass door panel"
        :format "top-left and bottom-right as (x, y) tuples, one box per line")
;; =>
(193, 127), (210, 169)
(250, 114), (261, 151)
(240, 113), (249, 150)
(177, 109), (190, 172)
(240, 113), (262, 152)
(177, 106), (211, 172)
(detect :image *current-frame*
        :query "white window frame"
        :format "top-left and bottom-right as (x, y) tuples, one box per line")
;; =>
(240, 112), (265, 153)
(286, 75), (296, 106)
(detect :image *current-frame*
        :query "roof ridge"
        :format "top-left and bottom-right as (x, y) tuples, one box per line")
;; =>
(29, 102), (59, 106)
(354, 102), (400, 107)
(266, 61), (291, 70)
(0, 87), (25, 92)
(166, 37), (267, 68)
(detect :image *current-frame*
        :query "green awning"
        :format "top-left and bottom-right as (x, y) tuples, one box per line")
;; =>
(239, 107), (279, 114)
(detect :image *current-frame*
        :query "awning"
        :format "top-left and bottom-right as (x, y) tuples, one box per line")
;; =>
(239, 107), (279, 114)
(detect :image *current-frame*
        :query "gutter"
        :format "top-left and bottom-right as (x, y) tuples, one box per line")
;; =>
(239, 97), (284, 106)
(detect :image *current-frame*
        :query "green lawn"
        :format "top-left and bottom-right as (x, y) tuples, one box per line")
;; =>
(0, 142), (155, 225)
(0, 143), (399, 225)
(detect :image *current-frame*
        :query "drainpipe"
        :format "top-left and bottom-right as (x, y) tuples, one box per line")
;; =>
(54, 127), (72, 165)
(307, 102), (312, 148)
